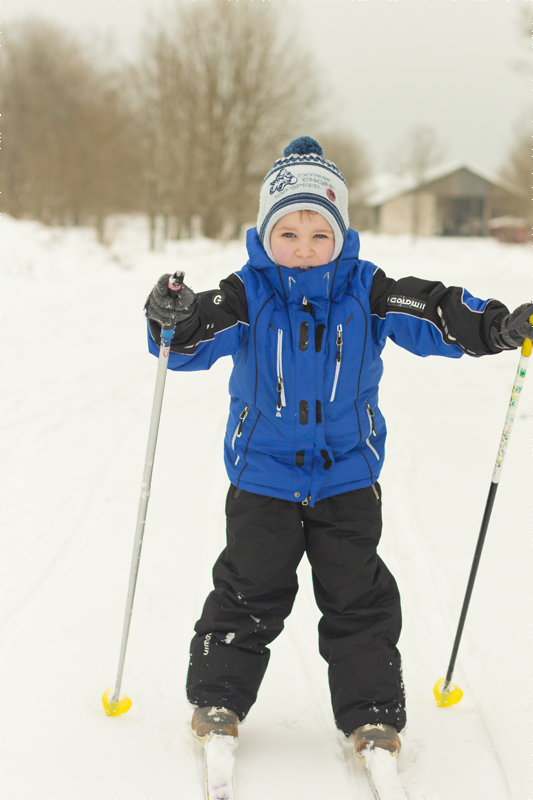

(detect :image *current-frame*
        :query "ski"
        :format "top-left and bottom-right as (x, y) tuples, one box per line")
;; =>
(361, 749), (408, 800)
(203, 734), (238, 800)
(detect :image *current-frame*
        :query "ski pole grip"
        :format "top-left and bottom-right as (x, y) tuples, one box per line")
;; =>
(160, 272), (185, 346)
(168, 271), (184, 292)
(521, 315), (533, 358)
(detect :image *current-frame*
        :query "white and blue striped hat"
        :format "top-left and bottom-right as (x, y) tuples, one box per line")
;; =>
(257, 136), (349, 263)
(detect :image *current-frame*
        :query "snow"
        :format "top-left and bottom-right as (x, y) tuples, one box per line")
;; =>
(364, 748), (408, 800)
(1, 214), (531, 799)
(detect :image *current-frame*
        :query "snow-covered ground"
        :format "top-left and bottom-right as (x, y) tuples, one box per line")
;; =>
(1, 214), (531, 799)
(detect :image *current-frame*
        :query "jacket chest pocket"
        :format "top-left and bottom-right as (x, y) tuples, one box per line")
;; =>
(327, 306), (366, 404)
(264, 324), (291, 418)
(273, 318), (312, 417)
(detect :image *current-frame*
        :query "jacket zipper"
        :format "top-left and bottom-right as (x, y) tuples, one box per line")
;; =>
(232, 404), (250, 463)
(330, 324), (343, 402)
(276, 329), (287, 416)
(365, 402), (380, 460)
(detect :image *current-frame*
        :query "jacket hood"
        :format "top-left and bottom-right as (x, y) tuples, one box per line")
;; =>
(245, 227), (360, 305)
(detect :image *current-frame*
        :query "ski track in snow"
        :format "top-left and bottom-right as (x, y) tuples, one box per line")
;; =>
(1, 215), (531, 799)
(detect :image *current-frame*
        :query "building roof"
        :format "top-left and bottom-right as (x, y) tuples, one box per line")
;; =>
(363, 162), (518, 207)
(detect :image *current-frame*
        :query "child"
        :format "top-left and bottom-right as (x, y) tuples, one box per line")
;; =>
(144, 136), (532, 757)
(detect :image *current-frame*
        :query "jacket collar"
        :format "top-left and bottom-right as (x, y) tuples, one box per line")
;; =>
(245, 227), (360, 305)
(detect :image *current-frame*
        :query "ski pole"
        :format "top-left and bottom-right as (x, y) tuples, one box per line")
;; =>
(434, 317), (533, 707)
(102, 271), (184, 717)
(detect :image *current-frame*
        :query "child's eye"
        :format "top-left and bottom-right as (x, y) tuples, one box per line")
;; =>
(281, 232), (296, 238)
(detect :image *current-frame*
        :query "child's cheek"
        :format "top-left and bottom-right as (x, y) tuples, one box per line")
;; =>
(271, 242), (292, 268)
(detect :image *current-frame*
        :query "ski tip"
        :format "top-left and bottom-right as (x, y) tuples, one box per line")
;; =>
(102, 688), (132, 716)
(363, 748), (408, 800)
(433, 677), (463, 707)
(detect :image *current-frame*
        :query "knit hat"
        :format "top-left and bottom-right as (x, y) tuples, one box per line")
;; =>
(257, 136), (349, 263)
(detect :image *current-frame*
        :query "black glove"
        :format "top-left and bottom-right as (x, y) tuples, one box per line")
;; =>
(144, 272), (198, 330)
(492, 303), (533, 350)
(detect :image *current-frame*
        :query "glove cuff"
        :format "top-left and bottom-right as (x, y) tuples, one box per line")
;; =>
(498, 329), (521, 350)
(489, 313), (518, 351)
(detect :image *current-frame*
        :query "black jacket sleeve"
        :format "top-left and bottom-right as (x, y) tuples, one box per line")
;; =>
(369, 269), (509, 356)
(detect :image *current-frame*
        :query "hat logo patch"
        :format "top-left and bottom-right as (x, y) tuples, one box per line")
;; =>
(270, 168), (298, 195)
(327, 188), (336, 202)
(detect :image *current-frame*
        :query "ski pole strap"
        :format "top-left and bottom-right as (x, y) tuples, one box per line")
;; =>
(491, 317), (532, 484)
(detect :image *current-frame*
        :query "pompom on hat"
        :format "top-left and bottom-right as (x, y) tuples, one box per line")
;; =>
(257, 136), (349, 263)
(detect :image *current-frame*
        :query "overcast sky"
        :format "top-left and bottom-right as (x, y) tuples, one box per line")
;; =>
(2, 0), (530, 175)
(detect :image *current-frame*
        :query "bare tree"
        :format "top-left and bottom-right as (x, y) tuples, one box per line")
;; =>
(392, 126), (444, 185)
(510, 4), (533, 75)
(0, 19), (141, 238)
(131, 0), (321, 244)
(500, 115), (531, 226)
(499, 7), (532, 225)
(388, 125), (445, 237)
(501, 129), (530, 205)
(0, 6), (326, 245)
(80, 76), (142, 241)
(318, 130), (372, 210)
(1, 19), (86, 222)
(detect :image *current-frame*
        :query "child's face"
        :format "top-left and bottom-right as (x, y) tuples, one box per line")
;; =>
(270, 211), (335, 269)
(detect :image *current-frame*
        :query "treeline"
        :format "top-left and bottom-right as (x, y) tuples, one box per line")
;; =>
(1, 20), (139, 241)
(1, 3), (370, 246)
(1, 3), (528, 244)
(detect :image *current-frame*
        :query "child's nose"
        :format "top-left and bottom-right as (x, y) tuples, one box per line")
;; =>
(296, 239), (314, 255)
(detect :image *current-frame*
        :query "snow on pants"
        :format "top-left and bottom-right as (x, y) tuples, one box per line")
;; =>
(186, 483), (406, 735)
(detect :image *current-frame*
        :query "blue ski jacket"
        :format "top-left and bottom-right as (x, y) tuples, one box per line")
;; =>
(147, 228), (507, 506)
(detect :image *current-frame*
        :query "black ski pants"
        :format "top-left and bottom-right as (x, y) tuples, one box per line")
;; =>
(186, 483), (405, 735)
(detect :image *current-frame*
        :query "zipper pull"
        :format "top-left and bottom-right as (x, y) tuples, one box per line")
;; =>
(336, 325), (343, 363)
(365, 402), (376, 436)
(301, 494), (311, 506)
(237, 405), (250, 436)
(302, 297), (313, 315)
(276, 378), (283, 415)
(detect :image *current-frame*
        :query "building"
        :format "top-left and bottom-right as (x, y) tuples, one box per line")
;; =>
(359, 163), (524, 238)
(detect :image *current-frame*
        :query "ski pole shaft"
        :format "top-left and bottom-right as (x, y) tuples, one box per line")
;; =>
(110, 273), (183, 705)
(442, 322), (533, 693)
(442, 483), (496, 690)
(110, 333), (172, 703)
